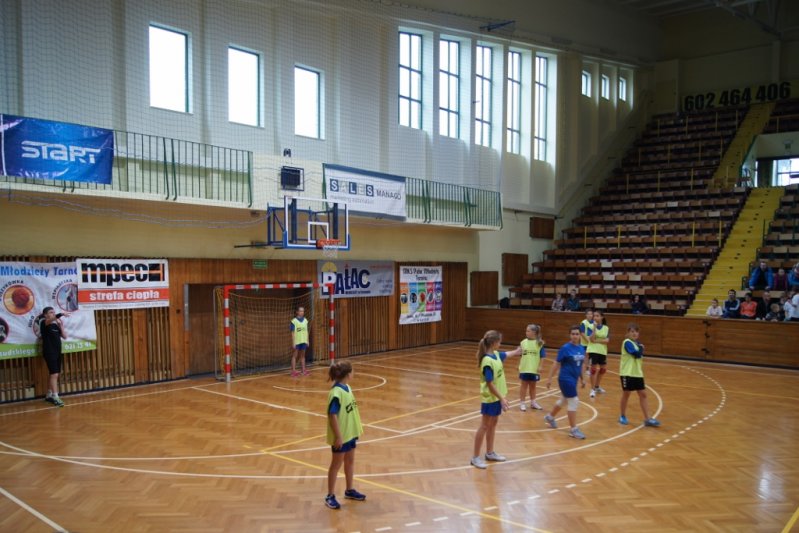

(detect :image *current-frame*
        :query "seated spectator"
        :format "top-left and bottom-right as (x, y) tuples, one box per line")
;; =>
(764, 303), (784, 322)
(756, 291), (774, 319)
(740, 293), (757, 319)
(781, 294), (793, 322)
(706, 298), (723, 318)
(630, 294), (648, 314)
(773, 268), (789, 292)
(722, 289), (741, 319)
(790, 288), (799, 322)
(789, 263), (799, 290)
(566, 290), (581, 312)
(551, 293), (566, 312)
(748, 260), (773, 291)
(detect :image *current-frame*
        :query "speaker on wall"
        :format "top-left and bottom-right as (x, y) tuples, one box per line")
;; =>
(280, 166), (304, 190)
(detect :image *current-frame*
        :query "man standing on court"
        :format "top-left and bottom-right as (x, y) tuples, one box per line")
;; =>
(291, 307), (310, 377)
(38, 307), (68, 407)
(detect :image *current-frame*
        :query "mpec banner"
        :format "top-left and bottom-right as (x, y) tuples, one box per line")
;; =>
(0, 114), (114, 184)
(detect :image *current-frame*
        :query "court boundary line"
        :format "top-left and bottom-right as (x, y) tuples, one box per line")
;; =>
(0, 485), (67, 532)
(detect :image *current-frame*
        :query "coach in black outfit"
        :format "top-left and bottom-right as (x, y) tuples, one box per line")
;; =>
(38, 307), (68, 407)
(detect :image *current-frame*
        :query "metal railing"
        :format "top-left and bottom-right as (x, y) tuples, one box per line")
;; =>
(406, 178), (502, 228)
(1, 130), (253, 206)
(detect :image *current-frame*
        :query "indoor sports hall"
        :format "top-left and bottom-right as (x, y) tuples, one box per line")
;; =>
(1, 1), (798, 532)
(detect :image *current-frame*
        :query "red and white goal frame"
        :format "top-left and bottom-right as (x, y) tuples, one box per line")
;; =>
(222, 282), (335, 383)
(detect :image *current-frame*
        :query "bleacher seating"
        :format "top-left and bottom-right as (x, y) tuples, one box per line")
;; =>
(745, 184), (799, 290)
(763, 98), (799, 133)
(511, 106), (751, 315)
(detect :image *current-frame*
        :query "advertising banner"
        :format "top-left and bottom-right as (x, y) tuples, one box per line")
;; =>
(399, 266), (442, 325)
(324, 163), (406, 219)
(76, 258), (170, 310)
(0, 262), (97, 359)
(0, 114), (114, 184)
(318, 260), (394, 298)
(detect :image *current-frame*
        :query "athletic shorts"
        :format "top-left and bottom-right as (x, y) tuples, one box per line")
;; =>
(43, 352), (62, 375)
(481, 400), (502, 416)
(620, 376), (645, 391)
(588, 353), (607, 366)
(332, 437), (358, 453)
(294, 343), (308, 350)
(558, 379), (578, 398)
(519, 373), (540, 382)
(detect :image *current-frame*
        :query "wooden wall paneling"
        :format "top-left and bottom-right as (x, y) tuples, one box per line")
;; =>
(147, 307), (171, 381)
(501, 253), (529, 286)
(470, 271), (498, 306)
(132, 309), (149, 382)
(708, 320), (799, 367)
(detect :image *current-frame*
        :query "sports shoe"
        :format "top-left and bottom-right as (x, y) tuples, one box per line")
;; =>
(589, 389), (596, 398)
(595, 386), (606, 394)
(619, 415), (629, 425)
(52, 397), (65, 408)
(644, 418), (661, 427)
(344, 489), (366, 501)
(302, 370), (311, 376)
(291, 370), (299, 377)
(531, 401), (543, 410)
(569, 427), (586, 439)
(485, 451), (506, 462)
(325, 494), (340, 509)
(519, 403), (527, 412)
(44, 396), (55, 404)
(544, 414), (557, 428)
(470, 456), (488, 469)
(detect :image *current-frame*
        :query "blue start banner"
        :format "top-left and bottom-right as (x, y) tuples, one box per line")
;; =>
(0, 114), (114, 184)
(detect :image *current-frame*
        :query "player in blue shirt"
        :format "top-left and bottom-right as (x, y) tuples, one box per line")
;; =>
(544, 325), (587, 439)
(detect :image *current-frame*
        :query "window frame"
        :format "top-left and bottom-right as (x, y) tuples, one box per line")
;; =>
(474, 44), (493, 147)
(581, 70), (591, 97)
(227, 46), (261, 127)
(534, 54), (549, 161)
(438, 39), (460, 138)
(399, 31), (423, 129)
(294, 65), (322, 139)
(506, 50), (522, 154)
(601, 74), (610, 100)
(148, 24), (190, 113)
(619, 77), (628, 102)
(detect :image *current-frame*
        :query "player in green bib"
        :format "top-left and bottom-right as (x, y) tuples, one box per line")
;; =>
(325, 360), (366, 510)
(471, 330), (521, 469)
(618, 323), (660, 427)
(587, 311), (610, 398)
(291, 307), (310, 377)
(518, 324), (546, 411)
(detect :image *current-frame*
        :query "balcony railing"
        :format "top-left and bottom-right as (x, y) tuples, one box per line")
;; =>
(406, 178), (502, 228)
(1, 130), (253, 207)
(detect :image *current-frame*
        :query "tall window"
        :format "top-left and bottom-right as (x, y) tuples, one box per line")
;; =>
(149, 25), (189, 112)
(399, 32), (422, 129)
(506, 51), (521, 154)
(534, 55), (548, 161)
(295, 66), (320, 138)
(601, 74), (610, 99)
(474, 45), (492, 147)
(581, 70), (591, 97)
(619, 77), (628, 102)
(439, 39), (460, 138)
(228, 47), (260, 126)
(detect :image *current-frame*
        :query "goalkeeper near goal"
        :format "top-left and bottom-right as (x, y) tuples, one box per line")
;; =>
(291, 307), (310, 377)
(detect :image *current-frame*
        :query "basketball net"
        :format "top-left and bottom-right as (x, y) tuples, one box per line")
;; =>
(316, 238), (340, 258)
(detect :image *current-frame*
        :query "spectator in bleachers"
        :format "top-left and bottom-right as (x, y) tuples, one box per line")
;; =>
(764, 303), (784, 322)
(756, 291), (774, 320)
(790, 288), (799, 322)
(747, 260), (773, 291)
(722, 290), (741, 319)
(740, 293), (757, 319)
(773, 268), (789, 292)
(781, 293), (794, 322)
(706, 298), (723, 318)
(566, 290), (581, 312)
(551, 293), (566, 312)
(788, 263), (799, 290)
(630, 294), (648, 315)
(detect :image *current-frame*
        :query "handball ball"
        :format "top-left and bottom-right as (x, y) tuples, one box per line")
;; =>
(12, 287), (30, 308)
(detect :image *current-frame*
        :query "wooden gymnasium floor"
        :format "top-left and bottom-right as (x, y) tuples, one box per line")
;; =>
(1, 342), (798, 533)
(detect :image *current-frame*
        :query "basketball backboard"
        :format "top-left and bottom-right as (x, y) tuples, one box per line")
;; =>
(266, 195), (350, 250)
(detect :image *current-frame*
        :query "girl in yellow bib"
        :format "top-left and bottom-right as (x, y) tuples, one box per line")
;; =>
(618, 323), (660, 427)
(471, 330), (521, 469)
(325, 360), (366, 509)
(291, 307), (310, 377)
(518, 324), (546, 411)
(587, 311), (610, 398)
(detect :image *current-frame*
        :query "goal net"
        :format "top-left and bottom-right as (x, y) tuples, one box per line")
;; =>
(214, 283), (332, 380)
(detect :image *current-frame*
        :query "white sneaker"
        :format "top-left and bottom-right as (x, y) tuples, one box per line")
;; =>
(485, 451), (507, 462)
(531, 401), (543, 410)
(596, 386), (606, 394)
(519, 403), (527, 412)
(471, 456), (488, 469)
(589, 389), (596, 398)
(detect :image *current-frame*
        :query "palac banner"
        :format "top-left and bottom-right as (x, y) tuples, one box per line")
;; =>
(0, 262), (97, 359)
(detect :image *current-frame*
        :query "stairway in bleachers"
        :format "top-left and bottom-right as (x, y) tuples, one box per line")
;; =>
(511, 106), (751, 315)
(686, 187), (784, 317)
(711, 102), (774, 189)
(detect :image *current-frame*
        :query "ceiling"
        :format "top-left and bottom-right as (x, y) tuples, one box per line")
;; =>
(609, 0), (767, 20)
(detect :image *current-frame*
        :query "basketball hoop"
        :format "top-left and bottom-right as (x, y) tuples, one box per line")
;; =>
(316, 238), (340, 258)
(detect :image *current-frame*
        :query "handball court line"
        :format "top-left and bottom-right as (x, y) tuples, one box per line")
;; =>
(782, 504), (799, 533)
(0, 485), (68, 532)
